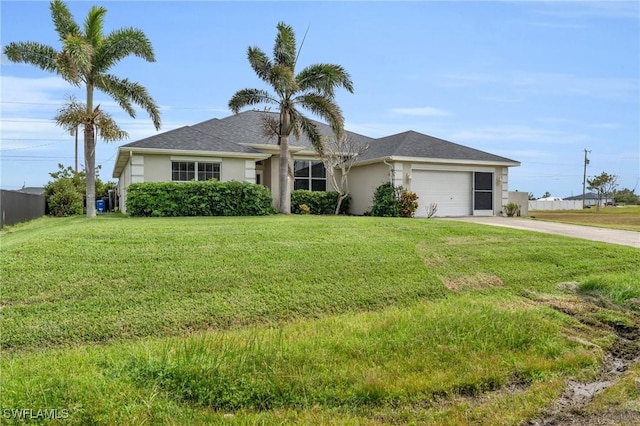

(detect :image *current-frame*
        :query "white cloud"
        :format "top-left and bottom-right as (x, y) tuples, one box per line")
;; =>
(390, 107), (451, 117)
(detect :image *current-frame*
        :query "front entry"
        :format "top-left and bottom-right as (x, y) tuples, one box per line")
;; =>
(473, 172), (494, 216)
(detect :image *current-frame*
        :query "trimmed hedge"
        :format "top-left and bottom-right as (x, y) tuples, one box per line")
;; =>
(126, 181), (276, 217)
(291, 190), (350, 215)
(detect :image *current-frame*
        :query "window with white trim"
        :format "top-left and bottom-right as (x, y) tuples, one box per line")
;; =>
(171, 161), (220, 182)
(294, 160), (326, 191)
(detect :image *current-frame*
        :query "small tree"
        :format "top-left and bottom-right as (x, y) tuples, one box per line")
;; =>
(45, 163), (116, 215)
(587, 171), (618, 211)
(316, 134), (368, 214)
(615, 188), (639, 205)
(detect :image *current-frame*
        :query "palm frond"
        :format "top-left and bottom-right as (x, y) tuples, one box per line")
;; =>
(62, 33), (94, 77)
(297, 63), (354, 97)
(95, 27), (155, 73)
(269, 64), (298, 98)
(93, 107), (128, 142)
(50, 0), (80, 41)
(273, 22), (296, 69)
(3, 42), (60, 74)
(84, 5), (107, 48)
(96, 74), (161, 129)
(296, 93), (345, 137)
(247, 47), (272, 83)
(54, 95), (86, 131)
(290, 110), (323, 153)
(228, 89), (276, 114)
(55, 97), (128, 142)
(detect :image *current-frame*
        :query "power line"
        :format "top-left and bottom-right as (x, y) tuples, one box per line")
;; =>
(0, 100), (227, 111)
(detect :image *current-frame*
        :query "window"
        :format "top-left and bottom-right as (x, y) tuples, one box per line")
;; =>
(294, 160), (326, 191)
(198, 162), (220, 181)
(172, 161), (220, 182)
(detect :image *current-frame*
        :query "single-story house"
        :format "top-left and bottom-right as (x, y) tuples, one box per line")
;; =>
(112, 110), (520, 217)
(564, 192), (614, 207)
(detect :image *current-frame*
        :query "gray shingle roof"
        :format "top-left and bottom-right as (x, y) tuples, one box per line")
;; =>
(120, 124), (260, 154)
(564, 192), (598, 200)
(118, 110), (518, 164)
(194, 110), (373, 150)
(358, 130), (518, 164)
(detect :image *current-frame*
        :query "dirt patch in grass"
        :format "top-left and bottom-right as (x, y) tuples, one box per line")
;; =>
(525, 289), (640, 425)
(441, 273), (504, 291)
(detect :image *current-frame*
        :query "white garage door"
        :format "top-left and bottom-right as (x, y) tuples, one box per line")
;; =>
(412, 171), (472, 217)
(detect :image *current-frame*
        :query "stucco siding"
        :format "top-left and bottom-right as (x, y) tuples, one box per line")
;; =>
(348, 163), (391, 215)
(118, 161), (131, 212)
(220, 158), (247, 182)
(143, 155), (170, 182)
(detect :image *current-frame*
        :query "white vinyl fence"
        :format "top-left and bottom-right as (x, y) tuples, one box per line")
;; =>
(528, 200), (583, 211)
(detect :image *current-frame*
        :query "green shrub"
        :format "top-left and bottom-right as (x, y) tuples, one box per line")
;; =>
(399, 189), (419, 218)
(372, 182), (398, 217)
(45, 178), (84, 217)
(503, 202), (521, 217)
(126, 181), (275, 217)
(290, 190), (350, 215)
(43, 164), (116, 215)
(299, 204), (311, 214)
(372, 183), (419, 218)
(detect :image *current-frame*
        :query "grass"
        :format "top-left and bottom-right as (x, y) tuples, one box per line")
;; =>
(1, 215), (639, 424)
(529, 205), (640, 231)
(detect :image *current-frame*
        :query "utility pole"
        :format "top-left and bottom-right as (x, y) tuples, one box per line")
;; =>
(582, 149), (590, 209)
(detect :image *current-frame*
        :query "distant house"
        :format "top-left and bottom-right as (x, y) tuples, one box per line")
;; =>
(112, 111), (520, 217)
(564, 192), (613, 207)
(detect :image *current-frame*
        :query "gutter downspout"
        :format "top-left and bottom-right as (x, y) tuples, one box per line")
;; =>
(383, 159), (394, 185)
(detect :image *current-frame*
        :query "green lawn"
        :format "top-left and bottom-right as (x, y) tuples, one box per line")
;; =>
(530, 205), (640, 231)
(1, 215), (638, 424)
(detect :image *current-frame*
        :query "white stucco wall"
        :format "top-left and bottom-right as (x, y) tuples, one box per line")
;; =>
(117, 154), (256, 213)
(348, 163), (391, 215)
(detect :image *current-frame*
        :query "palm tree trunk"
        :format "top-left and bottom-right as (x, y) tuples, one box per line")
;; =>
(85, 83), (96, 218)
(279, 111), (291, 214)
(74, 126), (78, 173)
(278, 137), (291, 214)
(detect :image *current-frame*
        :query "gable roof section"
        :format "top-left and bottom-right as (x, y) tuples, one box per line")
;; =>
(119, 125), (260, 154)
(194, 110), (374, 150)
(358, 130), (519, 165)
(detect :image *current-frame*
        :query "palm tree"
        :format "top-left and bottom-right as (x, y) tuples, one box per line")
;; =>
(229, 22), (353, 214)
(4, 0), (161, 217)
(55, 95), (128, 145)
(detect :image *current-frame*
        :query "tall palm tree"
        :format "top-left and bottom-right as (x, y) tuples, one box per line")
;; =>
(4, 0), (161, 217)
(229, 22), (353, 214)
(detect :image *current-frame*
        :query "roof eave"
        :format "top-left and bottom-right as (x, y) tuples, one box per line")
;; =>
(354, 156), (521, 168)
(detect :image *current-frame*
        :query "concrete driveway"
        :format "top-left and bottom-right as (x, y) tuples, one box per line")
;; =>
(443, 216), (640, 249)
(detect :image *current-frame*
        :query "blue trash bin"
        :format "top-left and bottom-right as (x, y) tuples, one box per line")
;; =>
(96, 199), (105, 213)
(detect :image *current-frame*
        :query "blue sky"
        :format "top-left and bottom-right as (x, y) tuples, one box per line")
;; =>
(1, 0), (638, 198)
